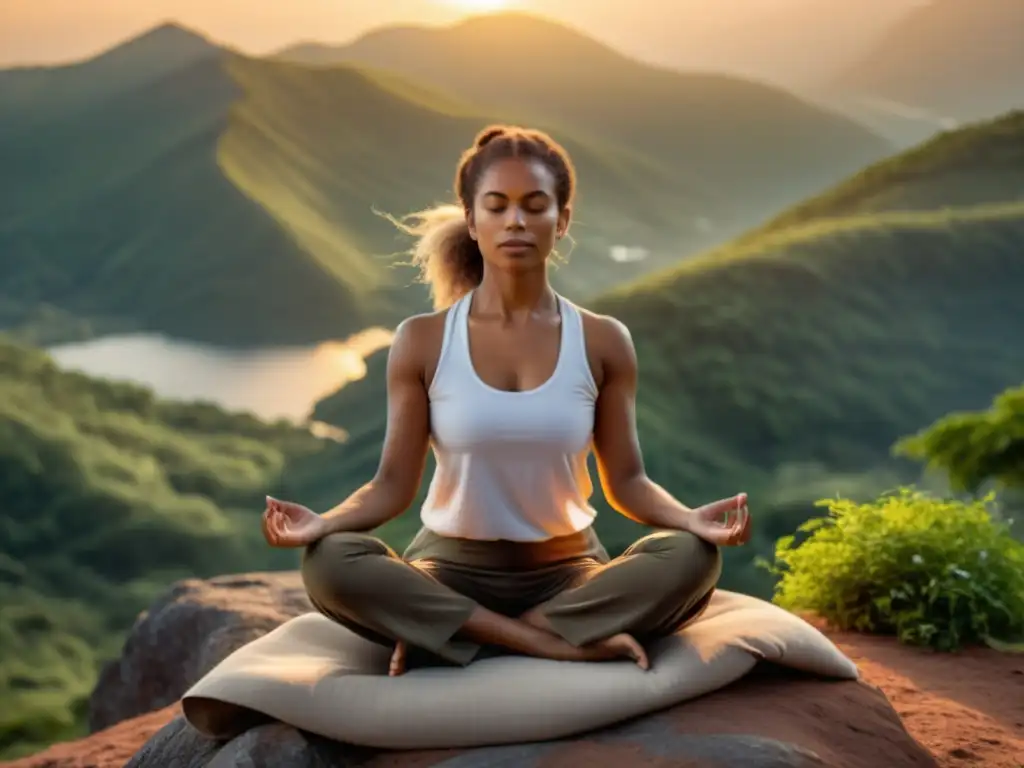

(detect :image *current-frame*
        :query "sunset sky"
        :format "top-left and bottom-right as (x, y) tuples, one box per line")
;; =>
(0, 0), (805, 67)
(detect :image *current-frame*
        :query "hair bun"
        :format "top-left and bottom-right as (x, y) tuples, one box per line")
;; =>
(474, 125), (509, 148)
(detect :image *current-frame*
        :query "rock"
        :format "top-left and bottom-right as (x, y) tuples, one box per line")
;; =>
(10, 668), (937, 768)
(125, 666), (935, 768)
(87, 572), (312, 732)
(125, 716), (370, 768)
(26, 571), (935, 768)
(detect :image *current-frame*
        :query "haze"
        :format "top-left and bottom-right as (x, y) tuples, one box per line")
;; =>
(1, 0), (837, 68)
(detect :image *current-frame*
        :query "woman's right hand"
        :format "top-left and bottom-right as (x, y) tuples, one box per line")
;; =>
(261, 496), (329, 548)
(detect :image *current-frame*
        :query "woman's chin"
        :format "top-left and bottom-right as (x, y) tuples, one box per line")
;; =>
(493, 251), (548, 272)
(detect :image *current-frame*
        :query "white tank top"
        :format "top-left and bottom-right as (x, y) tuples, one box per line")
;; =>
(420, 290), (599, 541)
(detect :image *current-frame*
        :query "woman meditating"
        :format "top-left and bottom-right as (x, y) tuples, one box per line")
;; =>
(261, 124), (752, 677)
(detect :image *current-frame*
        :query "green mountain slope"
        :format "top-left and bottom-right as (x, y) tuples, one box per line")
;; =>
(276, 12), (892, 225)
(749, 110), (1024, 236)
(0, 50), (391, 348)
(596, 203), (1024, 491)
(0, 337), (329, 758)
(1, 20), (889, 348)
(0, 23), (220, 133)
(213, 55), (733, 306)
(305, 109), (1024, 591)
(0, 47), (656, 345)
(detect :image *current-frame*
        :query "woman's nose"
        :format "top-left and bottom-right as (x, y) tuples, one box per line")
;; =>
(504, 206), (526, 229)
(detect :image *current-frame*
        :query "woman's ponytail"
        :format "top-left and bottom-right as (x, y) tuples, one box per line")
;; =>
(388, 204), (483, 310)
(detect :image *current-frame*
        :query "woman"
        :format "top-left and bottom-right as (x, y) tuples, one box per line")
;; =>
(262, 124), (752, 677)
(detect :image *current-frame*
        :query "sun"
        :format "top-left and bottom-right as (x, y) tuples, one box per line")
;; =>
(442, 0), (512, 12)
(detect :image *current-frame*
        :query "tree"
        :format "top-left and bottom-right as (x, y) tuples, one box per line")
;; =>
(894, 384), (1024, 494)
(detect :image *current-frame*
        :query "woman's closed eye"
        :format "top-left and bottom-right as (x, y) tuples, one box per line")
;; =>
(484, 204), (547, 215)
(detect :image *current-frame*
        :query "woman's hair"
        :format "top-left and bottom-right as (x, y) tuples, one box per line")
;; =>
(391, 125), (577, 310)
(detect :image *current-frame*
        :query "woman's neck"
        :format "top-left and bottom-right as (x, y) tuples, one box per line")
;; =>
(473, 268), (555, 320)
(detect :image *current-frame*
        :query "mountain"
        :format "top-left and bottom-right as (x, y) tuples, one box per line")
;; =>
(0, 19), (891, 348)
(0, 23), (219, 132)
(0, 336), (329, 758)
(275, 12), (891, 223)
(747, 110), (1024, 236)
(824, 0), (1024, 145)
(0, 52), (392, 348)
(306, 108), (1024, 591)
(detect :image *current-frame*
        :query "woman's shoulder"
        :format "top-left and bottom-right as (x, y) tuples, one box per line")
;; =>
(576, 305), (634, 353)
(395, 306), (451, 342)
(575, 306), (637, 388)
(392, 307), (454, 383)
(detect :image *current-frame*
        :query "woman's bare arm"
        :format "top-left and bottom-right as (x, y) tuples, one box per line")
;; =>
(319, 317), (432, 534)
(588, 315), (698, 531)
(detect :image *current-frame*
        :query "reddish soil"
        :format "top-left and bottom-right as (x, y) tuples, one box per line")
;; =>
(828, 628), (1024, 768)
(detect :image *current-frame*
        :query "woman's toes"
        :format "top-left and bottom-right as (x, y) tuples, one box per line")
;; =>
(389, 641), (407, 676)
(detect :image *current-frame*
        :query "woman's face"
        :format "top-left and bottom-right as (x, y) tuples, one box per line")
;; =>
(467, 156), (570, 274)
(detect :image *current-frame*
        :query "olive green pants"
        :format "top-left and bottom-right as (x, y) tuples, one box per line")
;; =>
(301, 525), (721, 667)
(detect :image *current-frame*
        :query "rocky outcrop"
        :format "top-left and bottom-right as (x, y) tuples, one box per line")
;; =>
(87, 572), (312, 732)
(9, 672), (939, 768)
(10, 572), (940, 768)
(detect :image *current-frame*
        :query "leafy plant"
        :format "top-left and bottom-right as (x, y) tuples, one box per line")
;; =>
(894, 383), (1024, 494)
(761, 487), (1024, 651)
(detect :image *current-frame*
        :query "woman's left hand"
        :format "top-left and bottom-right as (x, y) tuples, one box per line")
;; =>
(686, 493), (751, 546)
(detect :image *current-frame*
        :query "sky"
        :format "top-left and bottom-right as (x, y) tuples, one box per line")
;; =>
(0, 0), (805, 68)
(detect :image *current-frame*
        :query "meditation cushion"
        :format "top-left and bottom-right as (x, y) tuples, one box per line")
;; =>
(181, 589), (859, 749)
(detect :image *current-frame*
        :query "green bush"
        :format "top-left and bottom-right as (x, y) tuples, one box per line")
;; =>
(761, 487), (1024, 650)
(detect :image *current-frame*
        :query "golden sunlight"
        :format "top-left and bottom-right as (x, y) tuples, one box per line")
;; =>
(440, 0), (513, 13)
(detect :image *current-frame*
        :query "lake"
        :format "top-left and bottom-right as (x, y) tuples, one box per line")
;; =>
(48, 327), (394, 424)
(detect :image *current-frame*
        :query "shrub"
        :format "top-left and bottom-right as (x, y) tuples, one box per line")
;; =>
(761, 487), (1024, 651)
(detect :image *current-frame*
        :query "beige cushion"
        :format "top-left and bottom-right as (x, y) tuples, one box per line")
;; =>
(182, 589), (858, 749)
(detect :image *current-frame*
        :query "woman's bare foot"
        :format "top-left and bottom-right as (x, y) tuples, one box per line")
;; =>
(389, 641), (407, 676)
(583, 633), (650, 670)
(519, 607), (649, 670)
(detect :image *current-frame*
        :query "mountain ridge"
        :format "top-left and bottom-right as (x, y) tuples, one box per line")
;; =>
(0, 22), (220, 132)
(0, 19), (892, 348)
(273, 9), (893, 220)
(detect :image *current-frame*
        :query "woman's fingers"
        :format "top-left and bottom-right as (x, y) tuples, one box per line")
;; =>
(698, 494), (750, 546)
(264, 507), (289, 545)
(708, 492), (747, 520)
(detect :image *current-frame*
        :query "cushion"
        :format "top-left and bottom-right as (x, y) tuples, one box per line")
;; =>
(181, 589), (859, 749)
